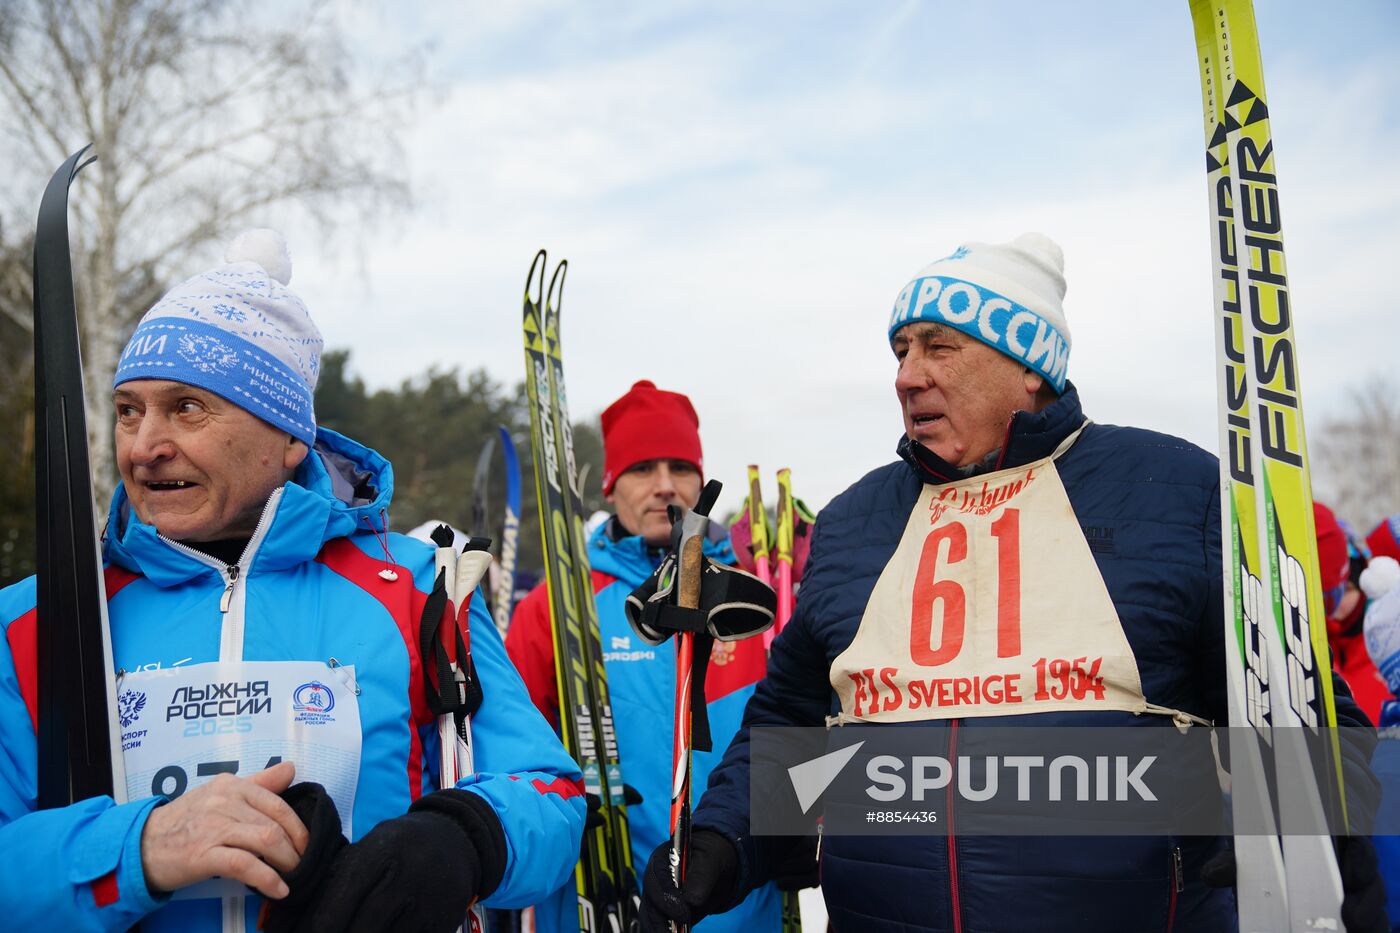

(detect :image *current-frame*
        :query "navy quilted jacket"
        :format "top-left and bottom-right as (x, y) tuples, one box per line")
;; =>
(693, 386), (1376, 933)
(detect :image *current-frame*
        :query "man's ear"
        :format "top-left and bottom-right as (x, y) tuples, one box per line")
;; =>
(1024, 369), (1058, 411)
(284, 436), (310, 471)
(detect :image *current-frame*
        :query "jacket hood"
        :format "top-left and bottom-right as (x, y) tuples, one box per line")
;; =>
(898, 381), (1086, 485)
(586, 516), (735, 587)
(103, 427), (394, 586)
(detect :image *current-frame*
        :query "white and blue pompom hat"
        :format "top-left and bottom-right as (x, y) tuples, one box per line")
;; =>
(887, 232), (1072, 394)
(113, 229), (323, 447)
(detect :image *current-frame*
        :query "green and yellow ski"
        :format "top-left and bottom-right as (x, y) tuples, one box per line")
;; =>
(522, 251), (638, 932)
(1188, 2), (1346, 929)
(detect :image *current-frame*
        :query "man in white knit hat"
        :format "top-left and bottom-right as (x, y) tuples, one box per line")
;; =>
(637, 234), (1383, 932)
(0, 231), (585, 932)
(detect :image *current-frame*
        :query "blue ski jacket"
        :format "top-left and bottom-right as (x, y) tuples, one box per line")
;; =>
(0, 428), (585, 932)
(507, 520), (780, 933)
(693, 386), (1379, 933)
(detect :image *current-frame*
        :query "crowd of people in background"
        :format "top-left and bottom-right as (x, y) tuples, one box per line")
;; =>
(1317, 506), (1400, 930)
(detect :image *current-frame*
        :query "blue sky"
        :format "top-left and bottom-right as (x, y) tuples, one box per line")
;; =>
(291, 0), (1400, 513)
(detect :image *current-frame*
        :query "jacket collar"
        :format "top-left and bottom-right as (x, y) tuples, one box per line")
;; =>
(897, 382), (1086, 485)
(588, 516), (735, 587)
(103, 427), (395, 587)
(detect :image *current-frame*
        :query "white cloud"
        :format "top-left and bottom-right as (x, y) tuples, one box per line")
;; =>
(295, 0), (1400, 516)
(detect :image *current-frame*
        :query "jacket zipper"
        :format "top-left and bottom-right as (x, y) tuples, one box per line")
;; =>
(1167, 845), (1182, 932)
(948, 719), (962, 933)
(218, 564), (240, 613)
(156, 489), (282, 933)
(158, 488), (283, 663)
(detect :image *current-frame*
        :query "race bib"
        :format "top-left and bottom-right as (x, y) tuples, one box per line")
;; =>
(832, 432), (1147, 722)
(119, 660), (363, 899)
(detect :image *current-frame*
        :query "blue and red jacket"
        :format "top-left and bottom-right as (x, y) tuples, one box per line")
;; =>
(0, 428), (585, 932)
(693, 386), (1378, 933)
(506, 519), (781, 932)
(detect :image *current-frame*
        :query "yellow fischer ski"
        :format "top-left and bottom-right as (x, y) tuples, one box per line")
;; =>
(1189, 5), (1288, 929)
(1188, 2), (1345, 929)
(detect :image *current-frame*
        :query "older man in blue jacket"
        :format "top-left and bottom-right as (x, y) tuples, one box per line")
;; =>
(0, 230), (584, 932)
(639, 234), (1382, 932)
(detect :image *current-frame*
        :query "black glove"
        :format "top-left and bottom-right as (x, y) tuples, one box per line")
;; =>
(1200, 837), (1389, 933)
(269, 788), (508, 933)
(770, 835), (819, 892)
(640, 829), (744, 932)
(584, 784), (645, 831)
(259, 782), (349, 933)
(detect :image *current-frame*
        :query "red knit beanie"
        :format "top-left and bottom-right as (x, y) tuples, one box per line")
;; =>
(1368, 515), (1400, 564)
(1314, 501), (1350, 617)
(600, 380), (703, 494)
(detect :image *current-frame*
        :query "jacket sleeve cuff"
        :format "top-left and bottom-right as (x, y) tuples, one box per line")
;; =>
(67, 795), (169, 918)
(117, 796), (170, 913)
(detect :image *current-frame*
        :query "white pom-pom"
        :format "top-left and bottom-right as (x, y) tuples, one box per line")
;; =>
(1362, 556), (1400, 601)
(225, 228), (292, 285)
(1014, 232), (1064, 274)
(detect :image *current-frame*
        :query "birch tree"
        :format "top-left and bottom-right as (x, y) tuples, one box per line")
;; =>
(1312, 376), (1400, 536)
(0, 0), (420, 497)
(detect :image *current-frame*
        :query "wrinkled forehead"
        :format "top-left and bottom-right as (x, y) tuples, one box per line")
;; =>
(890, 321), (963, 349)
(112, 379), (220, 403)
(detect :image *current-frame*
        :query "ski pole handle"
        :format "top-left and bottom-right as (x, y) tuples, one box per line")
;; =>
(746, 464), (772, 582)
(669, 480), (721, 933)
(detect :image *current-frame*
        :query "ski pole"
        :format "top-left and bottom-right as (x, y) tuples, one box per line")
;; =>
(427, 526), (492, 933)
(670, 479), (722, 933)
(774, 468), (795, 634)
(770, 469), (806, 933)
(746, 466), (778, 653)
(747, 465), (772, 586)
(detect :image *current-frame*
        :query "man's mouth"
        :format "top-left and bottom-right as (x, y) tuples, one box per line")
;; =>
(145, 480), (197, 491)
(910, 413), (944, 429)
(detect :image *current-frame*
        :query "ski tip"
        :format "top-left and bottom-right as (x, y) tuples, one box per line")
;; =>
(430, 524), (456, 549)
(525, 250), (547, 303)
(546, 258), (568, 310)
(464, 536), (492, 553)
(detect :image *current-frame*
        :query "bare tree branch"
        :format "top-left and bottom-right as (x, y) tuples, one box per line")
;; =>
(0, 0), (424, 498)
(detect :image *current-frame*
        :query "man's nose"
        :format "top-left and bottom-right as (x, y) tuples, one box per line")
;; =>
(127, 414), (176, 465)
(894, 353), (930, 393)
(653, 465), (678, 498)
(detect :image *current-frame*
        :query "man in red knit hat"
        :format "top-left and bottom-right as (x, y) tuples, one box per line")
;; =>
(505, 380), (782, 933)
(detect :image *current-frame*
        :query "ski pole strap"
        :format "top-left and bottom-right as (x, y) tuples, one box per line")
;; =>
(419, 567), (484, 721)
(690, 634), (716, 753)
(624, 557), (777, 753)
(624, 555), (777, 645)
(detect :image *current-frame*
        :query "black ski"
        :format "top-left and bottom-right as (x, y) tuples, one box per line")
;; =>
(33, 145), (126, 808)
